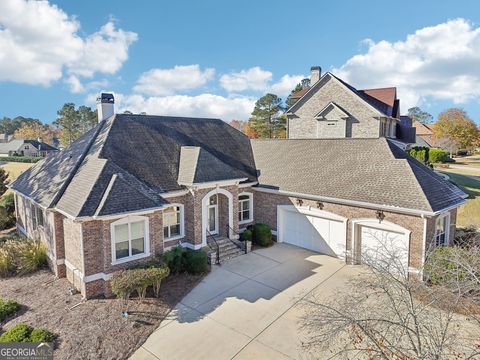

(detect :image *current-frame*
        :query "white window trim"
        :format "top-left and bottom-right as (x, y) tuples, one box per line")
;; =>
(162, 203), (185, 241)
(434, 212), (450, 247)
(110, 215), (150, 265)
(238, 192), (254, 225)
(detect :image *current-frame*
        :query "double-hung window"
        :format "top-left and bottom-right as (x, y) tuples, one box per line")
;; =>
(238, 193), (253, 224)
(434, 214), (449, 247)
(111, 217), (149, 263)
(163, 205), (183, 240)
(31, 204), (44, 229)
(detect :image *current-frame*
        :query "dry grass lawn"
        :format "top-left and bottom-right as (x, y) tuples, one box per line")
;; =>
(0, 162), (34, 182)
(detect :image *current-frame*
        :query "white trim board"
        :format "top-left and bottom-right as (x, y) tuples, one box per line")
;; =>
(253, 186), (464, 217)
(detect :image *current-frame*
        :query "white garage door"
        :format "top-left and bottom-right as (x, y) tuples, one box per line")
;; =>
(279, 207), (346, 257)
(359, 225), (409, 272)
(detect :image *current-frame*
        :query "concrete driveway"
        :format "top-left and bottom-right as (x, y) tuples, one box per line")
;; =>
(131, 243), (358, 360)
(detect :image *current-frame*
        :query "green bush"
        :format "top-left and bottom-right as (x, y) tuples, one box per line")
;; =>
(240, 229), (253, 242)
(0, 193), (15, 214)
(253, 223), (273, 247)
(0, 207), (15, 231)
(428, 148), (449, 164)
(29, 328), (56, 343)
(0, 324), (55, 343)
(407, 147), (429, 164)
(0, 238), (47, 277)
(0, 298), (21, 322)
(161, 246), (187, 274)
(424, 246), (469, 285)
(184, 250), (208, 274)
(111, 265), (170, 299)
(0, 156), (42, 163)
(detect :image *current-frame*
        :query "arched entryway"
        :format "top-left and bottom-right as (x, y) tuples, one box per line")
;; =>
(201, 188), (233, 246)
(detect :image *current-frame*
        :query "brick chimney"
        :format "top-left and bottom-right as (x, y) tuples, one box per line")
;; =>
(310, 66), (321, 84)
(96, 93), (115, 122)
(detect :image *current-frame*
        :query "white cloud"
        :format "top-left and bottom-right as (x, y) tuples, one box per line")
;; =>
(0, 0), (137, 89)
(133, 65), (215, 96)
(270, 74), (305, 94)
(219, 66), (304, 96)
(66, 75), (108, 93)
(220, 67), (272, 92)
(334, 18), (480, 110)
(87, 92), (256, 121)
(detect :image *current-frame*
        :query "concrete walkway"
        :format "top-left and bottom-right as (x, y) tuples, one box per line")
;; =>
(131, 244), (358, 360)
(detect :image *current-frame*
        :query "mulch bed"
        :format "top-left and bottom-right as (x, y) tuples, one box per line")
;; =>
(0, 269), (204, 359)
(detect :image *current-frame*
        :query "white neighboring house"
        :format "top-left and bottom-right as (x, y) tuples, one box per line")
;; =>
(0, 139), (58, 157)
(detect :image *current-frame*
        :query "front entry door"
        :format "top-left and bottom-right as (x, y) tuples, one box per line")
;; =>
(207, 194), (219, 235)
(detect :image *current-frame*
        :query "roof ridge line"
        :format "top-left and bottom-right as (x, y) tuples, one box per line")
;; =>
(48, 120), (107, 208)
(94, 173), (118, 217)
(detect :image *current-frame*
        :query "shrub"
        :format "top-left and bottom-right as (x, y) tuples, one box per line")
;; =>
(30, 328), (56, 343)
(0, 193), (15, 214)
(0, 207), (15, 231)
(407, 147), (429, 164)
(0, 156), (42, 163)
(424, 246), (469, 285)
(0, 298), (21, 322)
(0, 324), (55, 343)
(240, 229), (253, 242)
(111, 265), (170, 300)
(161, 246), (187, 274)
(184, 250), (208, 274)
(429, 148), (449, 164)
(253, 223), (273, 247)
(0, 238), (47, 277)
(457, 149), (468, 156)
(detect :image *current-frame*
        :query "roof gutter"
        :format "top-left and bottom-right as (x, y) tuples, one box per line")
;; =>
(253, 186), (465, 217)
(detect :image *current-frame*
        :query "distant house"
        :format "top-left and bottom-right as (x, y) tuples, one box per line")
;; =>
(0, 134), (14, 143)
(0, 139), (58, 157)
(286, 66), (416, 144)
(412, 121), (435, 147)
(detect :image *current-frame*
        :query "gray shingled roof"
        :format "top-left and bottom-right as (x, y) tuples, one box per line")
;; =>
(11, 114), (257, 218)
(251, 138), (465, 213)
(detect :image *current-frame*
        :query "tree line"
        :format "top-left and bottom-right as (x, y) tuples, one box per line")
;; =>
(0, 104), (97, 148)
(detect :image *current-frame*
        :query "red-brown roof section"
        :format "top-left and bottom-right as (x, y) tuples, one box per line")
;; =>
(290, 87), (310, 98)
(361, 87), (397, 107)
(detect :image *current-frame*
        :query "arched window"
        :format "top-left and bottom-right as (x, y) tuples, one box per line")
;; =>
(238, 192), (253, 224)
(111, 216), (150, 264)
(163, 204), (184, 240)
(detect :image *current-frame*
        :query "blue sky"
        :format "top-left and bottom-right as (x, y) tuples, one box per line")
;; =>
(0, 0), (480, 124)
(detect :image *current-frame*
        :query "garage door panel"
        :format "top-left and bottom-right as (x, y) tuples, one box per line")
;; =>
(279, 208), (346, 257)
(360, 225), (409, 273)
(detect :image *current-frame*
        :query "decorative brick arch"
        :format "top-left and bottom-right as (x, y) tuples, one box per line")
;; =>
(201, 188), (233, 246)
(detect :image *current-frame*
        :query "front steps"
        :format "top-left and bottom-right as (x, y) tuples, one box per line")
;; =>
(207, 236), (245, 264)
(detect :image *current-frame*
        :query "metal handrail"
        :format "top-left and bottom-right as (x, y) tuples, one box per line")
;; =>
(226, 225), (248, 254)
(206, 229), (220, 265)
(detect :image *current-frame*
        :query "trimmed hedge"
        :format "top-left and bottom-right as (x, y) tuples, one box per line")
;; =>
(428, 148), (449, 164)
(0, 324), (55, 343)
(252, 223), (273, 247)
(161, 247), (209, 275)
(407, 147), (450, 164)
(0, 298), (21, 322)
(0, 156), (43, 163)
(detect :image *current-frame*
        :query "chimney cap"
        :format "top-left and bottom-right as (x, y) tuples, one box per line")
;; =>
(310, 66), (321, 71)
(96, 93), (114, 104)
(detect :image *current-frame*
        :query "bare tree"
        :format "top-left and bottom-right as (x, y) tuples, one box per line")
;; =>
(300, 230), (480, 359)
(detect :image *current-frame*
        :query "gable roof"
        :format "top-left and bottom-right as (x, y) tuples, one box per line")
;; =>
(286, 72), (397, 118)
(314, 102), (350, 119)
(251, 138), (465, 214)
(413, 121), (434, 135)
(11, 114), (257, 218)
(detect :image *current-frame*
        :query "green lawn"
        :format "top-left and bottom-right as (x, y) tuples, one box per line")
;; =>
(439, 171), (480, 228)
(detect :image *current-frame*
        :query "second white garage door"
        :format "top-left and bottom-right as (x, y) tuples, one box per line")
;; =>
(278, 206), (347, 257)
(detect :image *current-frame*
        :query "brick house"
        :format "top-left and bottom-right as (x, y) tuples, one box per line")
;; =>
(10, 93), (465, 298)
(286, 66), (416, 144)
